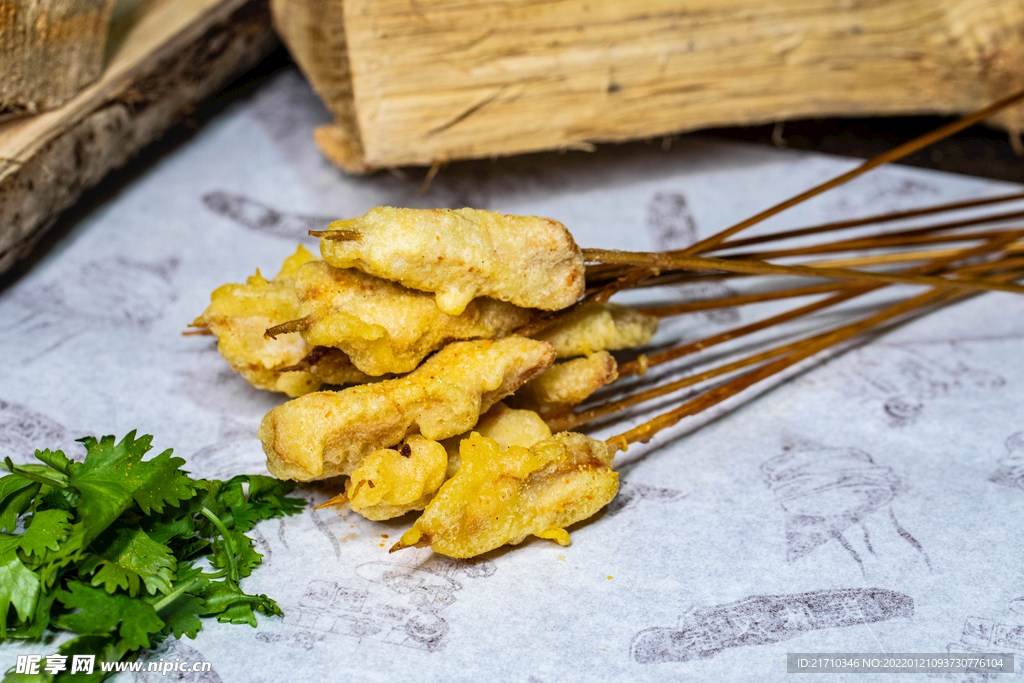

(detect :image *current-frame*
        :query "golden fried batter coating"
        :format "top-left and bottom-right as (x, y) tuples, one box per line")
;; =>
(192, 246), (360, 397)
(508, 351), (618, 418)
(260, 337), (556, 481)
(292, 260), (530, 375)
(320, 207), (585, 315)
(442, 402), (552, 479)
(394, 432), (618, 558)
(536, 302), (658, 358)
(345, 435), (448, 521)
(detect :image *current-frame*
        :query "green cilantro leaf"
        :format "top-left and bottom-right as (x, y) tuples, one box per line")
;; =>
(56, 582), (164, 651)
(156, 593), (205, 640)
(0, 431), (306, 671)
(0, 479), (39, 533)
(80, 527), (176, 596)
(0, 474), (37, 505)
(32, 449), (79, 477)
(142, 505), (198, 546)
(0, 536), (41, 637)
(47, 633), (135, 683)
(202, 580), (283, 628)
(18, 510), (72, 560)
(70, 433), (195, 544)
(38, 488), (75, 513)
(210, 528), (263, 579)
(2, 588), (57, 641)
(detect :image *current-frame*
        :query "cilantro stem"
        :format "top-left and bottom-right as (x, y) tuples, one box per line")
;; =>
(199, 507), (237, 583)
(153, 577), (201, 613)
(3, 457), (70, 490)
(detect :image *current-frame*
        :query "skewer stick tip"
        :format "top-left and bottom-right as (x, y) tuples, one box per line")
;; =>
(309, 229), (360, 241)
(314, 493), (348, 510)
(265, 316), (314, 340)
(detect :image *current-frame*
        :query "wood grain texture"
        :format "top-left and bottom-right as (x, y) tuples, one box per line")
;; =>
(269, 0), (366, 171)
(273, 0), (1024, 170)
(0, 0), (116, 117)
(0, 0), (277, 276)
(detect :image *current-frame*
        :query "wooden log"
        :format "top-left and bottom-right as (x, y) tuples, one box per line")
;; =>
(272, 0), (1024, 172)
(0, 0), (277, 277)
(0, 0), (115, 118)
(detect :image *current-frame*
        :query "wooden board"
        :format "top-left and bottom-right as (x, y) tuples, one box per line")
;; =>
(272, 0), (1024, 172)
(0, 0), (116, 117)
(0, 0), (277, 276)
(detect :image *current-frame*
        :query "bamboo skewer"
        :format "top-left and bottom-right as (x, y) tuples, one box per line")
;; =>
(604, 265), (1023, 452)
(639, 281), (851, 318)
(582, 248), (1024, 295)
(607, 291), (951, 452)
(309, 229), (360, 241)
(588, 90), (1024, 452)
(615, 231), (1023, 378)
(582, 89), (1024, 308)
(583, 208), (1024, 286)
(550, 341), (796, 432)
(587, 207), (1024, 285)
(265, 316), (313, 340)
(711, 191), (1024, 251)
(953, 255), (1024, 276)
(724, 227), (1024, 262)
(677, 87), (1024, 257)
(564, 253), (1022, 432)
(638, 237), (1024, 318)
(586, 236), (1024, 291)
(807, 241), (1024, 269)
(583, 212), (1024, 286)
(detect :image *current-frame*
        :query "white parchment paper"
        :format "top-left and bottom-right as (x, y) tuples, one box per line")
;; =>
(1, 68), (1022, 683)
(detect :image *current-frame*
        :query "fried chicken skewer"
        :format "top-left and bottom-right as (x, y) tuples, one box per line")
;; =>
(192, 200), (1023, 397)
(264, 259), (531, 376)
(259, 337), (555, 481)
(189, 246), (371, 396)
(387, 253), (1023, 559)
(313, 207), (585, 315)
(193, 90), (1024, 561)
(383, 90), (1024, 559)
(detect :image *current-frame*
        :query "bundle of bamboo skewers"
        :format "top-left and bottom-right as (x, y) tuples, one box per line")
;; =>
(556, 90), (1024, 451)
(190, 89), (1024, 559)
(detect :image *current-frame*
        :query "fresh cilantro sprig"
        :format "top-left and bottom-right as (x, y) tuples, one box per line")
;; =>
(0, 432), (305, 682)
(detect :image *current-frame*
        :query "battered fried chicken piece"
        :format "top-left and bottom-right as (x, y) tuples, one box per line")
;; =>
(508, 351), (618, 418)
(344, 435), (448, 521)
(441, 402), (552, 478)
(536, 302), (658, 358)
(192, 246), (369, 397)
(287, 260), (531, 376)
(324, 403), (550, 520)
(392, 432), (618, 558)
(260, 337), (556, 481)
(319, 207), (585, 315)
